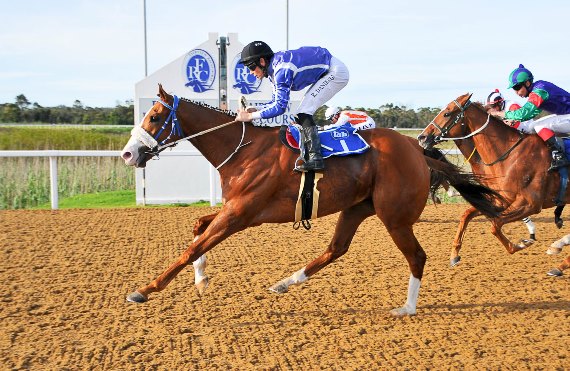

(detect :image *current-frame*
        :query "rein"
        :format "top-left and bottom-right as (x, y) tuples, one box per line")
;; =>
(133, 96), (251, 169)
(429, 99), (525, 166)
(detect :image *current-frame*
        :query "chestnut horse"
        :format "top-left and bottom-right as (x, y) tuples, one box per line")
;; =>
(418, 93), (570, 275)
(120, 85), (503, 316)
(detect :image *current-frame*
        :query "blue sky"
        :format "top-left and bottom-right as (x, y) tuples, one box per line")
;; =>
(1, 0), (569, 109)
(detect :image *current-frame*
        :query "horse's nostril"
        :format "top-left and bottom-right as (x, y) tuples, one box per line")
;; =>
(122, 151), (132, 161)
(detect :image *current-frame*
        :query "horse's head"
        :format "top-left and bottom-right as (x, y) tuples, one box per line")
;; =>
(121, 84), (186, 168)
(418, 93), (473, 149)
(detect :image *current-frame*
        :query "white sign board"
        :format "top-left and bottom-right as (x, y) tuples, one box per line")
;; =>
(133, 33), (302, 205)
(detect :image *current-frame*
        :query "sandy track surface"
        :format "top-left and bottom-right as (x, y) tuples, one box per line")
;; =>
(1, 204), (568, 369)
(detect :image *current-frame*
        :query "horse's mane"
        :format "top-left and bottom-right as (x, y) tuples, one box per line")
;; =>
(179, 96), (237, 117)
(470, 101), (522, 135)
(177, 96), (281, 130)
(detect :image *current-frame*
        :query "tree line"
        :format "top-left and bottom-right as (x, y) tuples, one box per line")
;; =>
(0, 94), (134, 125)
(1, 94), (440, 128)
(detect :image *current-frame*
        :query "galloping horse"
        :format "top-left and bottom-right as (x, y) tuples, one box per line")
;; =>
(418, 93), (570, 274)
(120, 85), (503, 316)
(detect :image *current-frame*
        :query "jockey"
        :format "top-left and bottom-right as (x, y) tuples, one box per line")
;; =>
(485, 89), (534, 133)
(493, 64), (570, 171)
(322, 106), (376, 131)
(235, 41), (350, 172)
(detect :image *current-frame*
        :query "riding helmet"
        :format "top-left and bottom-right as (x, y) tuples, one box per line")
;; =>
(239, 41), (274, 65)
(508, 64), (534, 89)
(325, 106), (341, 120)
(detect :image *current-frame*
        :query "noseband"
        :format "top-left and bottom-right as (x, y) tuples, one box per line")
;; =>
(430, 99), (472, 141)
(427, 99), (492, 142)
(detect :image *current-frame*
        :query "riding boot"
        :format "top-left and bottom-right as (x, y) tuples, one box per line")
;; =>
(296, 113), (324, 172)
(545, 137), (570, 172)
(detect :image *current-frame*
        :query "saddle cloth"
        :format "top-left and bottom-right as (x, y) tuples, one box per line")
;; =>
(286, 123), (370, 159)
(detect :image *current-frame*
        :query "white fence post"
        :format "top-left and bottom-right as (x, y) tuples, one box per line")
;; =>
(209, 165), (217, 206)
(49, 156), (58, 209)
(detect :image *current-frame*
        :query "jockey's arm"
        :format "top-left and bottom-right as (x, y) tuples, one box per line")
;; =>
(504, 91), (546, 121)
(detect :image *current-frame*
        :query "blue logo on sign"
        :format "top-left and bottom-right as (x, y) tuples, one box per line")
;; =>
(231, 54), (262, 95)
(184, 49), (216, 93)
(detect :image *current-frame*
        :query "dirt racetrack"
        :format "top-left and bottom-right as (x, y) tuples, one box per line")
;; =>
(1, 204), (569, 370)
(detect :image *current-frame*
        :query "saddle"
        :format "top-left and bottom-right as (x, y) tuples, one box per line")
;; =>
(278, 123), (370, 158)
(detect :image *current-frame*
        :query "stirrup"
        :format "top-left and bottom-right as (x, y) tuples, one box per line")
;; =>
(295, 159), (324, 172)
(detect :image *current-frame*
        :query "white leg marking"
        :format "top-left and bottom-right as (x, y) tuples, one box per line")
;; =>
(191, 235), (209, 294)
(523, 218), (536, 236)
(269, 267), (308, 294)
(548, 234), (570, 255)
(390, 274), (421, 317)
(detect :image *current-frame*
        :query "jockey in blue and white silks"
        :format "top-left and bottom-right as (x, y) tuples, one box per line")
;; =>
(235, 41), (349, 172)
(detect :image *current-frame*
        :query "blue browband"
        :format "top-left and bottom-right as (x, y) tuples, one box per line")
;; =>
(154, 96), (184, 145)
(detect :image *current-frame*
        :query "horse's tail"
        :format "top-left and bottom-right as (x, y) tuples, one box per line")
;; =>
(424, 154), (506, 218)
(423, 148), (454, 203)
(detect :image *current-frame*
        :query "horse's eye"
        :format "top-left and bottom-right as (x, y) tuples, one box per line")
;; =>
(149, 115), (159, 123)
(443, 112), (451, 117)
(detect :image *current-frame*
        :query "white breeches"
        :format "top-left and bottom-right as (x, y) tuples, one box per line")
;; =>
(296, 56), (349, 115)
(527, 114), (570, 135)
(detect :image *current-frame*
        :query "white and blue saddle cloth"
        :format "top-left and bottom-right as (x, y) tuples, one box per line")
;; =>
(287, 123), (370, 159)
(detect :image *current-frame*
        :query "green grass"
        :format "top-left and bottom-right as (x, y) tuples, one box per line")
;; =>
(34, 189), (137, 209)
(0, 126), (132, 150)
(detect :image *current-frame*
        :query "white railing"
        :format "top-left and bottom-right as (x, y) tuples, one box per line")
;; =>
(1, 148), (462, 210)
(0, 150), (213, 210)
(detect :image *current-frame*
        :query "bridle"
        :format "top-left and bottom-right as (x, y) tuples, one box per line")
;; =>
(131, 95), (251, 170)
(427, 99), (492, 142)
(424, 98), (524, 166)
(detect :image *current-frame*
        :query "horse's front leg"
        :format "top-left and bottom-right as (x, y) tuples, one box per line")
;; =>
(191, 213), (219, 295)
(451, 207), (480, 267)
(126, 208), (245, 303)
(489, 220), (530, 255)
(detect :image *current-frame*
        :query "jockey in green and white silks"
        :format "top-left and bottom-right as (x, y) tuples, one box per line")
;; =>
(497, 64), (570, 171)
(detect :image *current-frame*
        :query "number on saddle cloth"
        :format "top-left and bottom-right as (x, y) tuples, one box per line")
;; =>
(279, 123), (370, 159)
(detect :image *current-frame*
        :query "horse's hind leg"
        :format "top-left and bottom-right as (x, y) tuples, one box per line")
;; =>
(192, 213), (218, 295)
(547, 254), (570, 277)
(268, 202), (374, 294)
(384, 224), (426, 317)
(451, 207), (481, 267)
(554, 205), (564, 229)
(547, 233), (570, 255)
(522, 217), (536, 241)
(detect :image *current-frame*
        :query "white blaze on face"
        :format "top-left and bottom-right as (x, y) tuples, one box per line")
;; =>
(121, 109), (158, 166)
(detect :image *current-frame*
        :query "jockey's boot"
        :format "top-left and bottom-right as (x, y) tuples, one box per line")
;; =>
(296, 113), (324, 172)
(545, 137), (570, 172)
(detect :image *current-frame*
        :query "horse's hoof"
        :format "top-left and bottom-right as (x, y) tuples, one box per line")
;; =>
(555, 219), (563, 229)
(126, 291), (148, 303)
(518, 239), (535, 249)
(450, 256), (461, 267)
(195, 277), (209, 296)
(547, 268), (563, 277)
(389, 307), (416, 317)
(268, 282), (288, 294)
(546, 246), (563, 255)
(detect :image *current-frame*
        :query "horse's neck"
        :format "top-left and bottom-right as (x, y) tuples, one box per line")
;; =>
(180, 102), (278, 172)
(181, 103), (244, 167)
(456, 112), (520, 170)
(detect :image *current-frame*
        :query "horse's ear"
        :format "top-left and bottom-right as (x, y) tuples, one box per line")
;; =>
(459, 92), (473, 105)
(157, 83), (169, 101)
